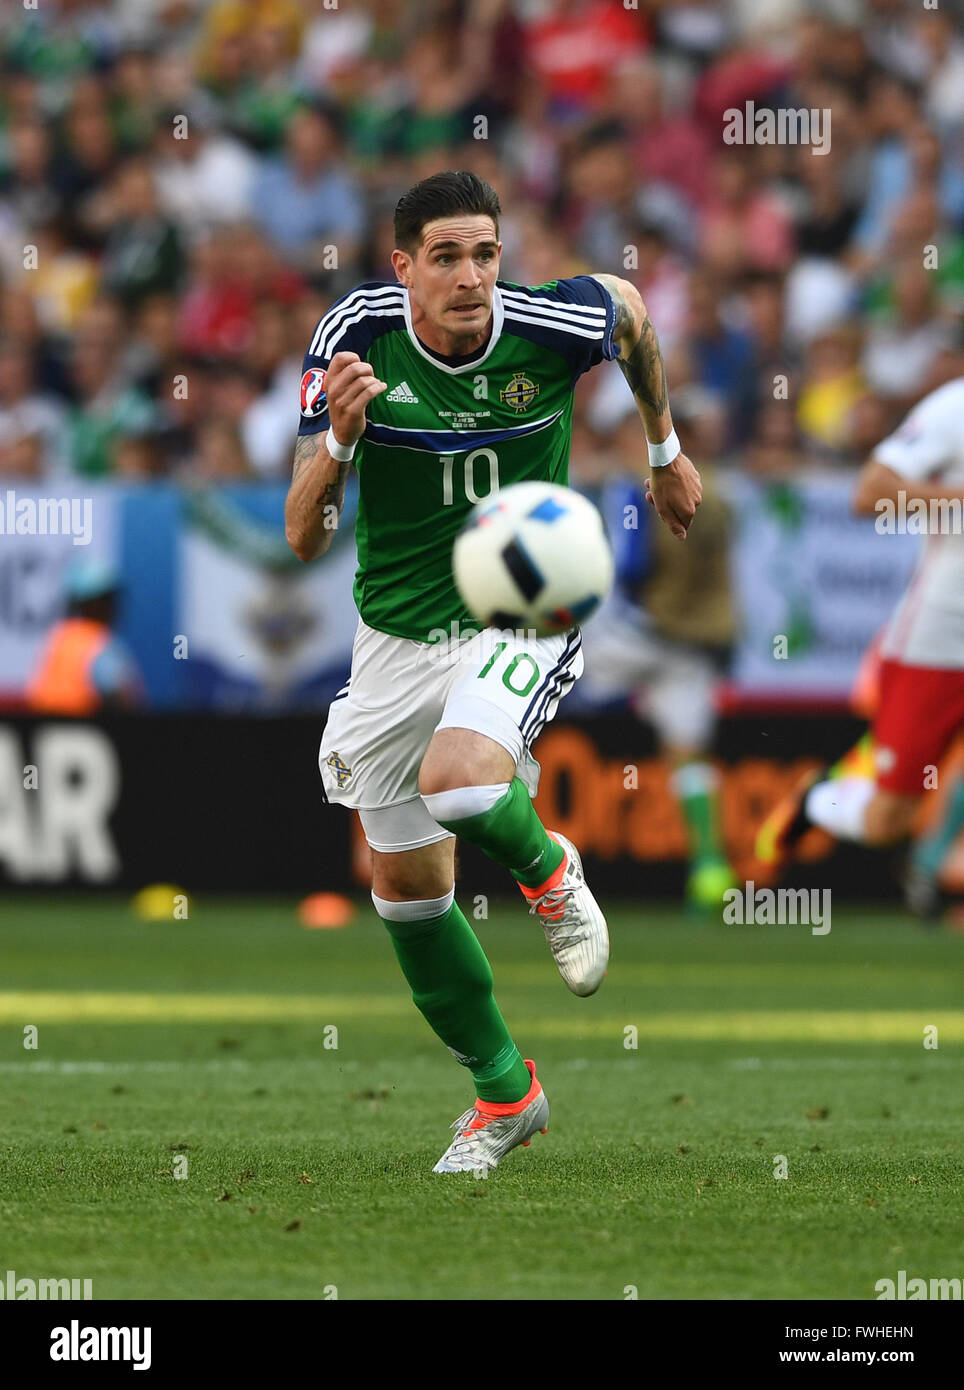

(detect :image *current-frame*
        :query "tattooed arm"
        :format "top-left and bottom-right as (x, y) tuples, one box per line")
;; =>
(284, 433), (350, 562)
(593, 273), (672, 441)
(285, 350), (387, 562)
(592, 273), (702, 539)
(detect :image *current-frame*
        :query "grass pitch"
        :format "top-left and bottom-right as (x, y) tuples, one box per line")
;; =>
(1, 897), (962, 1300)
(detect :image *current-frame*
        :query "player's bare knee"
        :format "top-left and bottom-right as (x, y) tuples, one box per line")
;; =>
(370, 845), (454, 903)
(417, 758), (460, 798)
(419, 729), (513, 797)
(418, 731), (470, 796)
(372, 859), (454, 902)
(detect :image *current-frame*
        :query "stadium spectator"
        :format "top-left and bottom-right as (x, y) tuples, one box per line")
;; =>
(21, 218), (100, 337)
(152, 107), (258, 235)
(177, 228), (257, 359)
(55, 83), (120, 243)
(457, 0), (528, 128)
(916, 6), (964, 138)
(794, 144), (860, 261)
(624, 221), (690, 357)
(393, 28), (473, 161)
(0, 336), (68, 477)
(191, 418), (254, 480)
(109, 46), (163, 151)
(865, 0), (930, 84)
(67, 297), (155, 475)
(796, 324), (867, 459)
(250, 103), (364, 275)
(563, 120), (642, 270)
(863, 261), (955, 406)
(742, 269), (797, 393)
(295, 0), (375, 95)
(677, 269), (757, 447)
(700, 151), (794, 277)
(126, 292), (181, 399)
(0, 285), (69, 399)
(95, 157), (184, 306)
(198, 0), (304, 152)
(524, 0), (649, 120)
(745, 396), (807, 479)
(850, 74), (964, 273)
(611, 57), (712, 219)
(0, 118), (64, 256)
(871, 183), (964, 320)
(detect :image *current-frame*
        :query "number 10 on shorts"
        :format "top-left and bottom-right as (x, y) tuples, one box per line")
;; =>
(477, 642), (540, 696)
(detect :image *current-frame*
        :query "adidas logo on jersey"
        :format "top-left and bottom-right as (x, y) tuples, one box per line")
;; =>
(386, 381), (419, 403)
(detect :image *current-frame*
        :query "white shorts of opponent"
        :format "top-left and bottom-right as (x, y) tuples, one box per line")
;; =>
(319, 618), (584, 853)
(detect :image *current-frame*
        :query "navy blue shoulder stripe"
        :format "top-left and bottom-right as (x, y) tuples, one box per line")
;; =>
(363, 411), (563, 454)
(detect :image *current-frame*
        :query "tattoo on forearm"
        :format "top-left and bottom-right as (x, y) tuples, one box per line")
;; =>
(292, 433), (319, 479)
(291, 434), (349, 523)
(596, 274), (670, 420)
(616, 313), (669, 418)
(315, 459), (349, 514)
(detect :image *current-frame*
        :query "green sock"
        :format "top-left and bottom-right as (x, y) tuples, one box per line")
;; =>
(433, 777), (565, 888)
(914, 776), (964, 876)
(379, 899), (531, 1102)
(673, 761), (728, 868)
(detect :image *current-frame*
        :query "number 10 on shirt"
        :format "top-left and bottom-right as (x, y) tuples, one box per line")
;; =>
(440, 449), (500, 505)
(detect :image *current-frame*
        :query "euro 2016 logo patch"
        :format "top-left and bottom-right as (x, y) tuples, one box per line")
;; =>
(326, 752), (352, 788)
(500, 373), (540, 413)
(301, 367), (327, 417)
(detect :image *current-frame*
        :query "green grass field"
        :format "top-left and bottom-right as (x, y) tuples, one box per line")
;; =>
(1, 897), (962, 1300)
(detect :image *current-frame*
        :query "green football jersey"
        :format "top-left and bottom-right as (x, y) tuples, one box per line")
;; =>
(297, 277), (618, 642)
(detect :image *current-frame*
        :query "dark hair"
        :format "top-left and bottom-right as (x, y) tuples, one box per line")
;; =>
(292, 96), (345, 141)
(394, 170), (500, 253)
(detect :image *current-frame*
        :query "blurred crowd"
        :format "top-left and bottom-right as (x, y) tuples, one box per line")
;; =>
(1, 0), (964, 486)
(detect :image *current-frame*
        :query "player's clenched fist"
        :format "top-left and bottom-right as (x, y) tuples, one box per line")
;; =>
(645, 452), (702, 540)
(326, 351), (388, 445)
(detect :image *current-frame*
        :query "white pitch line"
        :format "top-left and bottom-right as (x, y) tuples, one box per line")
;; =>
(728, 1056), (959, 1071)
(1, 1056), (958, 1080)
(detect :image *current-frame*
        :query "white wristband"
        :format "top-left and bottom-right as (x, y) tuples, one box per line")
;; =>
(647, 428), (680, 469)
(326, 430), (357, 463)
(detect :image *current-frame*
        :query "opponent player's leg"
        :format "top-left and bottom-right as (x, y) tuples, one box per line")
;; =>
(756, 625), (882, 869)
(367, 825), (548, 1172)
(418, 630), (608, 996)
(904, 767), (964, 917)
(758, 661), (964, 867)
(756, 748), (921, 868)
(755, 733), (876, 869)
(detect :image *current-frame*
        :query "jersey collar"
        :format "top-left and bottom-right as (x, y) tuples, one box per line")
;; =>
(402, 286), (504, 374)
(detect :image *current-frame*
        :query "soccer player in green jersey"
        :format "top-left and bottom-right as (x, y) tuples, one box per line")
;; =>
(285, 171), (701, 1172)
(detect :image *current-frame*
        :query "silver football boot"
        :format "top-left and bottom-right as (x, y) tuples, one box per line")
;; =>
(432, 1060), (549, 1174)
(522, 832), (609, 997)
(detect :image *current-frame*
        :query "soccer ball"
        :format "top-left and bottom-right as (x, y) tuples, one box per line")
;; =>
(453, 481), (614, 636)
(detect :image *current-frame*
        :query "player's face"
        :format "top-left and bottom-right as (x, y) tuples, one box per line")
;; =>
(393, 215), (501, 351)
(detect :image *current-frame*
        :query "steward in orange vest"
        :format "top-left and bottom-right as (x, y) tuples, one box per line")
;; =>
(26, 561), (143, 713)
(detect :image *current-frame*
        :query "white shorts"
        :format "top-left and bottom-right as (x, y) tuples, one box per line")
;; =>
(579, 598), (719, 750)
(319, 618), (584, 852)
